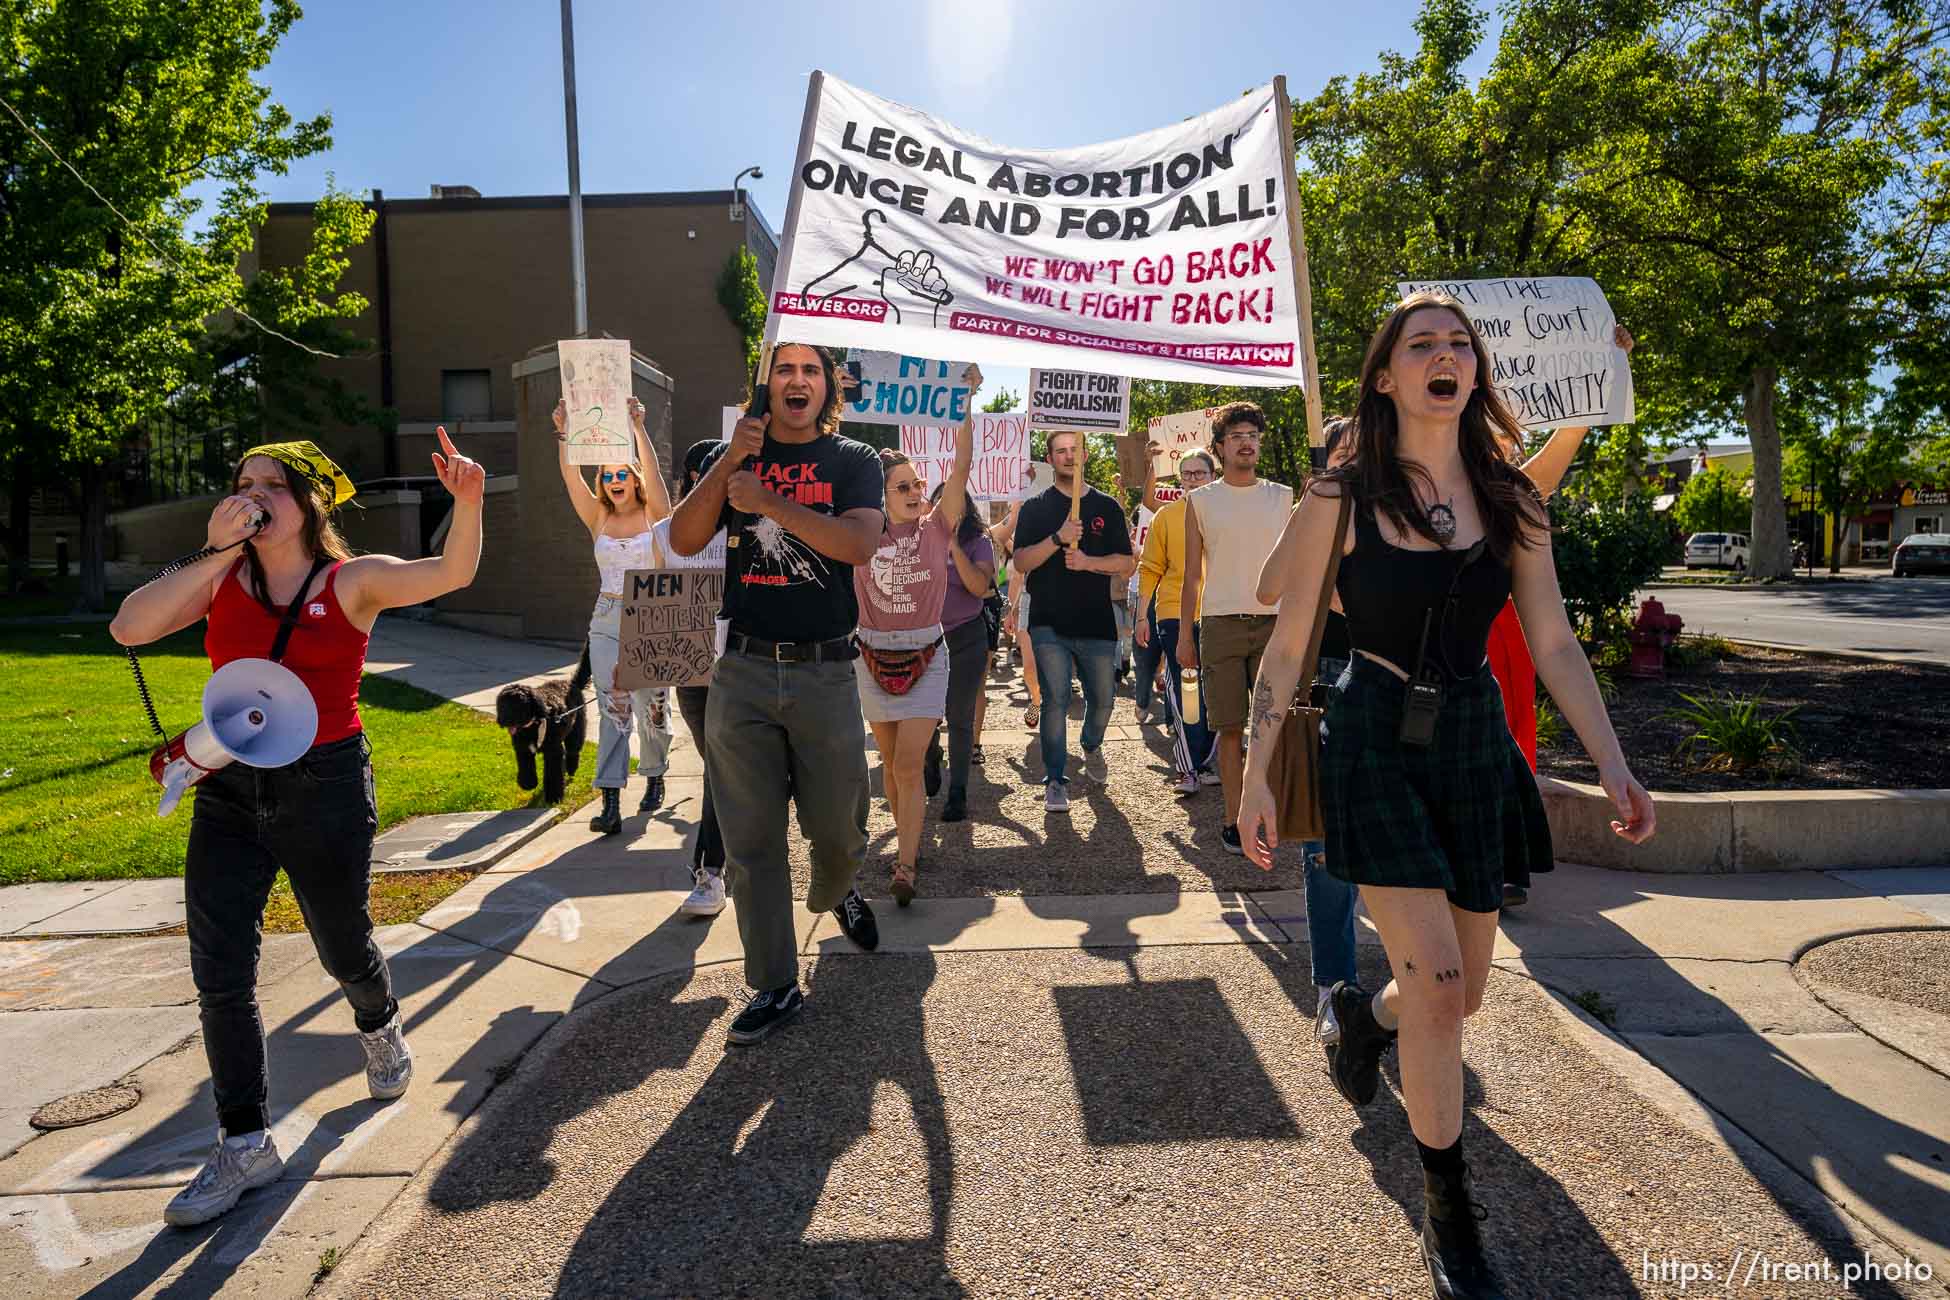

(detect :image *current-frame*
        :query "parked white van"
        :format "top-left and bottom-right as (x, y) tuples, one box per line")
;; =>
(1684, 532), (1750, 572)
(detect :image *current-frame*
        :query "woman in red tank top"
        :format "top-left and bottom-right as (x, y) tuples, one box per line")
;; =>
(110, 430), (485, 1228)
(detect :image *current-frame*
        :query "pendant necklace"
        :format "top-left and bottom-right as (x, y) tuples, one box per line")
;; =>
(1427, 497), (1458, 545)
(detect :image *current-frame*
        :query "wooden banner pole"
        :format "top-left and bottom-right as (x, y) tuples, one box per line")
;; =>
(1272, 76), (1325, 455)
(1068, 432), (1086, 521)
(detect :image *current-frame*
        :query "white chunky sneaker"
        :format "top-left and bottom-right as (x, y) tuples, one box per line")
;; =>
(165, 1129), (283, 1227)
(681, 867), (727, 917)
(1315, 984), (1343, 1045)
(1044, 782), (1071, 813)
(358, 1012), (413, 1101)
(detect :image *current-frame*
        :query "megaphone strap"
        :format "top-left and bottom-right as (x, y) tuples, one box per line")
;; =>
(268, 556), (333, 663)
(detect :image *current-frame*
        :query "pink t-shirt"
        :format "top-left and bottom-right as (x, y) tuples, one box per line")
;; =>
(855, 513), (953, 633)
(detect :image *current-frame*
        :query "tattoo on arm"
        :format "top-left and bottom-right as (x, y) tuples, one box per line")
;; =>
(1251, 679), (1282, 732)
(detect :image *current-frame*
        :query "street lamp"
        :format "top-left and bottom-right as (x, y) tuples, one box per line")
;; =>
(730, 165), (762, 222)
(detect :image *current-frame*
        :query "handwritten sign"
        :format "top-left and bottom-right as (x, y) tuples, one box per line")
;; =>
(614, 568), (726, 690)
(1396, 277), (1634, 430)
(1154, 483), (1184, 504)
(897, 411), (1032, 502)
(1028, 368), (1130, 433)
(845, 350), (975, 427)
(1145, 407), (1222, 477)
(558, 339), (634, 465)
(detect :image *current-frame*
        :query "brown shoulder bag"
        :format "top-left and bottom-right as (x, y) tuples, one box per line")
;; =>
(1264, 492), (1353, 843)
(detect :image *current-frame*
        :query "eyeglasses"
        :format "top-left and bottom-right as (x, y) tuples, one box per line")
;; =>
(599, 469), (633, 483)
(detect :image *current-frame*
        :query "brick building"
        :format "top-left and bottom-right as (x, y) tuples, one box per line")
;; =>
(110, 186), (776, 638)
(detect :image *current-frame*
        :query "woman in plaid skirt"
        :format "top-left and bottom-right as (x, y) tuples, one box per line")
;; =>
(1236, 292), (1655, 1300)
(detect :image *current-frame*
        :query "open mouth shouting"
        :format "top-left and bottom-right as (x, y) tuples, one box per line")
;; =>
(1427, 373), (1461, 400)
(781, 390), (813, 418)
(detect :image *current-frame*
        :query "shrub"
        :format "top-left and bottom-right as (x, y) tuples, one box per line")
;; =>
(1665, 690), (1800, 774)
(1535, 697), (1567, 749)
(1668, 633), (1736, 672)
(1550, 493), (1671, 645)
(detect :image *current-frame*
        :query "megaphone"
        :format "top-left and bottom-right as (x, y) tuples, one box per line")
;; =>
(148, 658), (319, 817)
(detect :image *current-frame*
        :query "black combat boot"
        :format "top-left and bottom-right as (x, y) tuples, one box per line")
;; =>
(1421, 1165), (1505, 1300)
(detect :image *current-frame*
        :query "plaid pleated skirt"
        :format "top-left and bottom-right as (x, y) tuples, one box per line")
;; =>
(1320, 656), (1554, 913)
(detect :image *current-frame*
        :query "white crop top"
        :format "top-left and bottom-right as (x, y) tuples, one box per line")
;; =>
(594, 531), (654, 594)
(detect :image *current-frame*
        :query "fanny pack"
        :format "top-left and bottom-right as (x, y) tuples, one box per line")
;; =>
(854, 635), (944, 696)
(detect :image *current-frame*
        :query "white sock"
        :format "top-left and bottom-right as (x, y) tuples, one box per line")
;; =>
(1371, 989), (1400, 1032)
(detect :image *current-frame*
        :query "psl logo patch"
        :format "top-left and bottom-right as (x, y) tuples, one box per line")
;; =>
(308, 602), (327, 618)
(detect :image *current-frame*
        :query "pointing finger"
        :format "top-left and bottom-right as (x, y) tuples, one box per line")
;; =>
(437, 425), (459, 457)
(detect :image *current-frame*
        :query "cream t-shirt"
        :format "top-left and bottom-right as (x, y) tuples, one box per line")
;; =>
(1187, 478), (1293, 616)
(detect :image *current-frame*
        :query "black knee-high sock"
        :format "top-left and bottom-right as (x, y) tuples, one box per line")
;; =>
(1417, 1135), (1466, 1184)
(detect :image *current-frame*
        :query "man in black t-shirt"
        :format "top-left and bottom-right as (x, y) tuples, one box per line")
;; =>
(1012, 429), (1134, 812)
(669, 342), (884, 1045)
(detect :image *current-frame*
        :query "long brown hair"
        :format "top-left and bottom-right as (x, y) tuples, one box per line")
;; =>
(1327, 292), (1546, 561)
(232, 452), (352, 613)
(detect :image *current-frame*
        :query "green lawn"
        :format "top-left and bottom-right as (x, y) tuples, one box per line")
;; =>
(0, 623), (596, 885)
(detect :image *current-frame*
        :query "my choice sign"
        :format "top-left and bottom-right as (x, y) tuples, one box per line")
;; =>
(1028, 368), (1130, 433)
(898, 412), (1033, 502)
(1396, 277), (1635, 430)
(845, 350), (974, 427)
(770, 73), (1307, 387)
(1146, 407), (1223, 477)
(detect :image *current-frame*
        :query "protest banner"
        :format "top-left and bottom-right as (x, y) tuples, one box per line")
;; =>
(614, 568), (726, 690)
(1154, 483), (1184, 504)
(721, 406), (743, 441)
(845, 350), (975, 426)
(897, 411), (1032, 501)
(558, 339), (634, 465)
(764, 73), (1313, 389)
(1396, 277), (1635, 431)
(1146, 407), (1223, 477)
(1132, 504), (1156, 557)
(1028, 368), (1130, 433)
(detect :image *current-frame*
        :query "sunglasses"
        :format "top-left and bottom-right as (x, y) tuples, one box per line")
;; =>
(889, 480), (925, 495)
(599, 469), (633, 484)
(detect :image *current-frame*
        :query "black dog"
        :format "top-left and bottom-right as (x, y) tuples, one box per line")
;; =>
(495, 642), (591, 803)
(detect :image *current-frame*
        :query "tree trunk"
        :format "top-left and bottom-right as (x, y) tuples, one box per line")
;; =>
(1828, 510), (1842, 574)
(6, 454), (31, 594)
(76, 460), (108, 613)
(1742, 363), (1792, 580)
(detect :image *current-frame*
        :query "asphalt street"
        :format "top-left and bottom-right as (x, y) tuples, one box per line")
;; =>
(1645, 577), (1950, 665)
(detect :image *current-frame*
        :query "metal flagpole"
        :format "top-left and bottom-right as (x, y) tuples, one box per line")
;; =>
(561, 0), (588, 335)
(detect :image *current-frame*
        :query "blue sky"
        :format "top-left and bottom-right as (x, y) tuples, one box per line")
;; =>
(241, 0), (1492, 401)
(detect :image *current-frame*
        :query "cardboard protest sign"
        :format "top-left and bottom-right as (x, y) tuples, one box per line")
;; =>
(1028, 369), (1130, 433)
(1146, 407), (1222, 477)
(558, 339), (634, 465)
(897, 412), (1032, 502)
(1154, 483), (1184, 504)
(1023, 461), (1056, 496)
(845, 350), (975, 427)
(767, 74), (1308, 387)
(614, 568), (726, 690)
(1396, 277), (1634, 430)
(1132, 504), (1156, 556)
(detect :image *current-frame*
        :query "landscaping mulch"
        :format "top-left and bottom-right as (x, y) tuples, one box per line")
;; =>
(1538, 645), (1950, 793)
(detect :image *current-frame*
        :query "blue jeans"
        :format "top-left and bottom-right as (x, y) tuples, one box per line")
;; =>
(1029, 627), (1115, 785)
(1306, 656), (1357, 987)
(1155, 616), (1213, 772)
(1132, 603), (1166, 713)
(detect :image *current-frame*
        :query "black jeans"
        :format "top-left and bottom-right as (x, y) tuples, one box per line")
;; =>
(674, 684), (725, 873)
(185, 733), (395, 1136)
(941, 617), (989, 800)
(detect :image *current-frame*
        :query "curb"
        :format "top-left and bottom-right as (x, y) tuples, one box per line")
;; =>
(1508, 957), (1949, 1292)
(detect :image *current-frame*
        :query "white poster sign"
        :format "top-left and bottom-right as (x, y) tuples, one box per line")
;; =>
(1028, 368), (1130, 433)
(844, 350), (975, 427)
(558, 339), (633, 465)
(1146, 407), (1222, 477)
(897, 412), (1033, 502)
(1396, 277), (1634, 430)
(721, 405), (743, 441)
(768, 74), (1306, 387)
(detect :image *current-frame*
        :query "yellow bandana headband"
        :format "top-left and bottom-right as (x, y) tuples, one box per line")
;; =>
(244, 441), (356, 508)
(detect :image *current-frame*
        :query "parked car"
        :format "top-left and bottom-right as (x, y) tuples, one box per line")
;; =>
(1892, 533), (1950, 577)
(1684, 532), (1750, 572)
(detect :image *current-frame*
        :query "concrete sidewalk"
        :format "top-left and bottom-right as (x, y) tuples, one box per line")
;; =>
(2, 788), (1945, 1297)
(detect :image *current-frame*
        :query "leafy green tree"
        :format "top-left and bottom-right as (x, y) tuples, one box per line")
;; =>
(1780, 380), (1915, 571)
(0, 0), (345, 607)
(1550, 490), (1671, 642)
(982, 387), (1020, 413)
(715, 247), (766, 385)
(1583, 1), (1950, 579)
(1671, 464), (1752, 538)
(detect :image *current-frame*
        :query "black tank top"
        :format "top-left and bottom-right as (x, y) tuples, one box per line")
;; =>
(1336, 497), (1512, 680)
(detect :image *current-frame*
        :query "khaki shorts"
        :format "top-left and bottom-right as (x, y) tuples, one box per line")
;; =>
(1199, 614), (1277, 730)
